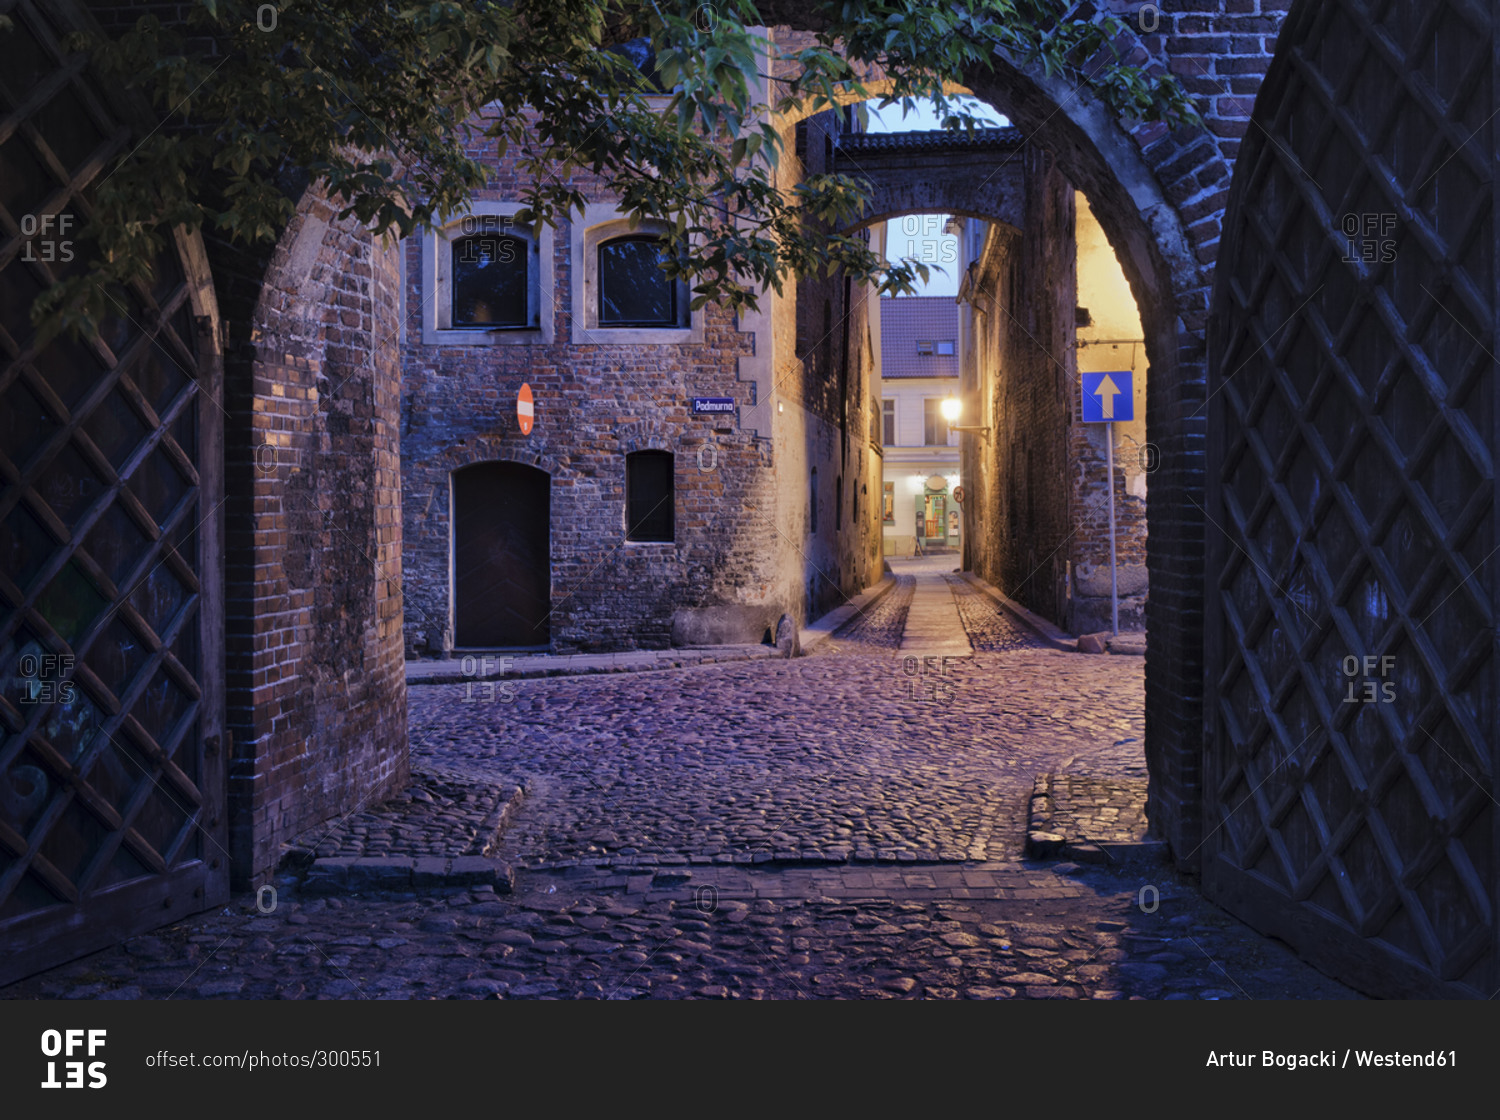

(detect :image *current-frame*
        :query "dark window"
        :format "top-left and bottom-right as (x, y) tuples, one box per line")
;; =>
(810, 466), (818, 534)
(626, 450), (674, 542)
(599, 236), (677, 327)
(452, 233), (528, 327)
(607, 37), (669, 92)
(882, 399), (896, 445)
(835, 473), (843, 528)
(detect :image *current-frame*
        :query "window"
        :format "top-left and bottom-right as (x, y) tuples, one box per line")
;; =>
(599, 236), (677, 327)
(917, 340), (934, 355)
(607, 37), (669, 92)
(882, 399), (896, 445)
(452, 232), (528, 328)
(882, 482), (894, 522)
(923, 399), (951, 446)
(572, 206), (700, 343)
(936, 340), (955, 355)
(422, 205), (552, 345)
(626, 451), (674, 542)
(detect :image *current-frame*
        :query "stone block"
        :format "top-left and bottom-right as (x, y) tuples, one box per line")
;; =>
(1073, 561), (1149, 598)
(671, 604), (782, 647)
(348, 858), (414, 888)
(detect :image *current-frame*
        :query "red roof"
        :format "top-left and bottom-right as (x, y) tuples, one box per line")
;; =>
(880, 296), (960, 379)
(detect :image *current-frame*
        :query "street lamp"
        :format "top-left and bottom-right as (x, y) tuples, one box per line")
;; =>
(940, 395), (989, 436)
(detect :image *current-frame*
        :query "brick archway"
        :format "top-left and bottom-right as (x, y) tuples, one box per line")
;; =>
(766, 9), (1278, 861)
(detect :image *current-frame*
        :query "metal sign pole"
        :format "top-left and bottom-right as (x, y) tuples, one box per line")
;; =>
(1106, 420), (1119, 636)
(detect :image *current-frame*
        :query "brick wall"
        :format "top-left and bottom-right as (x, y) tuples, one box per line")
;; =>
(400, 99), (882, 654)
(219, 190), (409, 887)
(963, 150), (1078, 625)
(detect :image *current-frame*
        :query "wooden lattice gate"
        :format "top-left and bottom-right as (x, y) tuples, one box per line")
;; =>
(1205, 0), (1496, 997)
(0, 1), (228, 984)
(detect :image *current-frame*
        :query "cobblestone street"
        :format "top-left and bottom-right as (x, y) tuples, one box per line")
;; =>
(1, 559), (1358, 1000)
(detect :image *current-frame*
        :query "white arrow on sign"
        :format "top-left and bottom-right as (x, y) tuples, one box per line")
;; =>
(1093, 373), (1121, 420)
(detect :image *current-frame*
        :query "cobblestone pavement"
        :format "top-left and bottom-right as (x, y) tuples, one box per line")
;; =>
(945, 573), (1052, 653)
(0, 866), (1356, 1000)
(1043, 774), (1153, 846)
(1, 563), (1361, 999)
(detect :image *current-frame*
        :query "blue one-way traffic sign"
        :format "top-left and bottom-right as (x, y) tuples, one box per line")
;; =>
(1081, 371), (1134, 423)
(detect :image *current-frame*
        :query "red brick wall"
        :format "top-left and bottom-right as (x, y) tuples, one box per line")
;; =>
(221, 190), (409, 886)
(963, 151), (1079, 624)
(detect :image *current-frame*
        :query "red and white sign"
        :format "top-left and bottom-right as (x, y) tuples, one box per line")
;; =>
(517, 382), (534, 435)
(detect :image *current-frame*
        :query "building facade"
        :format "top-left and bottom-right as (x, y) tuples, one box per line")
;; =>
(398, 86), (885, 656)
(878, 296), (962, 557)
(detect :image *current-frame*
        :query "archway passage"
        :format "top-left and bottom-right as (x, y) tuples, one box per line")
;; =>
(453, 462), (551, 648)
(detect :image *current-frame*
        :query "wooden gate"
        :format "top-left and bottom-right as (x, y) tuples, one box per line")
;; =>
(1205, 0), (1496, 996)
(0, 1), (227, 984)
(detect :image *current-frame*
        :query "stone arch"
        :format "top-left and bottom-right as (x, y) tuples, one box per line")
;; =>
(763, 9), (1284, 860)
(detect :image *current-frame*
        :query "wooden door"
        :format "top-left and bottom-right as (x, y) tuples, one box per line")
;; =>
(453, 462), (550, 648)
(0, 0), (227, 984)
(1205, 0), (1495, 997)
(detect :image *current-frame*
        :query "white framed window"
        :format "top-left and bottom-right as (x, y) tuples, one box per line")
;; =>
(420, 201), (554, 346)
(569, 204), (702, 344)
(882, 398), (896, 445)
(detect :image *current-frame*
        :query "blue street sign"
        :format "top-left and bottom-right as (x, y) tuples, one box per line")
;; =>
(1081, 371), (1134, 423)
(692, 397), (735, 415)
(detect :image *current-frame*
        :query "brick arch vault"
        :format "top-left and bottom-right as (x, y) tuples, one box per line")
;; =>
(763, 1), (1287, 863)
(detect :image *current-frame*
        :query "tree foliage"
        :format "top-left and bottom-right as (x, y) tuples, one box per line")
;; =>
(27, 0), (1200, 338)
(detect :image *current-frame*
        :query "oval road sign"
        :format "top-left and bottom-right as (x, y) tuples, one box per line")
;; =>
(517, 382), (534, 435)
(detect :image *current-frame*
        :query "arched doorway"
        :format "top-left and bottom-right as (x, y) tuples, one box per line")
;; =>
(452, 462), (551, 648)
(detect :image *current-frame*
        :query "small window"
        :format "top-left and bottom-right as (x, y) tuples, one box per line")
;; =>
(916, 340), (934, 355)
(626, 450), (674, 542)
(452, 233), (529, 327)
(882, 482), (895, 522)
(936, 340), (955, 355)
(923, 399), (950, 446)
(882, 399), (896, 445)
(599, 236), (677, 327)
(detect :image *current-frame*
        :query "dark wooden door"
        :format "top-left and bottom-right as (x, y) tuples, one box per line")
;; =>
(1205, 0), (1495, 997)
(0, 0), (228, 984)
(453, 462), (550, 648)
